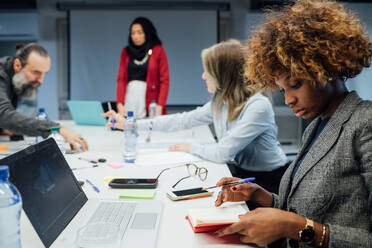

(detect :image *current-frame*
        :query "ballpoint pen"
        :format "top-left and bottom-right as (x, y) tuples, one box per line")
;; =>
(85, 179), (100, 193)
(72, 164), (99, 170)
(108, 102), (116, 130)
(202, 177), (255, 191)
(78, 157), (107, 164)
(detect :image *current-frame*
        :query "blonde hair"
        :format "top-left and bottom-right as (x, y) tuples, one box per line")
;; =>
(202, 39), (261, 122)
(245, 0), (372, 90)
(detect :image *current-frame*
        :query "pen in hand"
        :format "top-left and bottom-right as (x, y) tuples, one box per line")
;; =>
(107, 102), (116, 130)
(202, 177), (255, 191)
(85, 179), (100, 193)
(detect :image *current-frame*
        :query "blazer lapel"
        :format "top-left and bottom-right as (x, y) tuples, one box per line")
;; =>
(288, 91), (362, 198)
(278, 119), (319, 209)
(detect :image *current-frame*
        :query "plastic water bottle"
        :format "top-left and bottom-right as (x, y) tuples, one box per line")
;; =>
(0, 165), (22, 248)
(149, 100), (157, 118)
(123, 111), (137, 163)
(50, 126), (66, 155)
(35, 107), (48, 143)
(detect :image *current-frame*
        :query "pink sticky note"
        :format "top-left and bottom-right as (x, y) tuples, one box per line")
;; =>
(107, 162), (124, 169)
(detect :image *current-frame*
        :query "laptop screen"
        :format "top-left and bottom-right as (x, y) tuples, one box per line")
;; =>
(0, 138), (88, 247)
(67, 100), (107, 126)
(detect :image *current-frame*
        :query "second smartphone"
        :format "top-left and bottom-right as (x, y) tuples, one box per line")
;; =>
(109, 178), (158, 189)
(167, 187), (213, 201)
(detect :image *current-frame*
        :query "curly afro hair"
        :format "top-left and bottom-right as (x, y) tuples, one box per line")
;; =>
(245, 0), (372, 90)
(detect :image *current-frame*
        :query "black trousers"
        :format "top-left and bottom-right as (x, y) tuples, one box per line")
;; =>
(227, 163), (289, 194)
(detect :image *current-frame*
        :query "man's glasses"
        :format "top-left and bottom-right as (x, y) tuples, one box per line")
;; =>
(156, 163), (208, 188)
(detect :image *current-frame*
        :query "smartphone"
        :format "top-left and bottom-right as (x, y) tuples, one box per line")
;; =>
(109, 178), (158, 189)
(166, 187), (213, 201)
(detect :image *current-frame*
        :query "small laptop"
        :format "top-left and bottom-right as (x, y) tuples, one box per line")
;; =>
(0, 138), (162, 248)
(67, 100), (107, 126)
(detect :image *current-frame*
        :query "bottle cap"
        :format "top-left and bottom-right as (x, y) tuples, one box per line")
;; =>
(151, 100), (156, 103)
(50, 126), (60, 132)
(0, 165), (9, 180)
(39, 107), (45, 113)
(127, 111), (134, 117)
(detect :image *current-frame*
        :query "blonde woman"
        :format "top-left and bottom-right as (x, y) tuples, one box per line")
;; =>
(107, 40), (287, 193)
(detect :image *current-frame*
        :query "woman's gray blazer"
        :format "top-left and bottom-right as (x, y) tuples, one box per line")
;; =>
(272, 91), (372, 247)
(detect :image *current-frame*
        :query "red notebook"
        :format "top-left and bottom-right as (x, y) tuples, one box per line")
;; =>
(186, 216), (234, 233)
(185, 205), (247, 233)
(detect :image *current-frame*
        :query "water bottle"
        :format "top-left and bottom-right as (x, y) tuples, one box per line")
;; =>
(149, 100), (157, 118)
(35, 108), (48, 143)
(0, 165), (22, 248)
(123, 111), (137, 163)
(49, 126), (66, 155)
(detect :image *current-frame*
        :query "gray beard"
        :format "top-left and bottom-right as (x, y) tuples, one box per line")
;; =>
(12, 72), (38, 100)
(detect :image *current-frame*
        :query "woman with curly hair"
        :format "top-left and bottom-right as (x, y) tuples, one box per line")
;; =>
(214, 0), (372, 247)
(106, 39), (288, 193)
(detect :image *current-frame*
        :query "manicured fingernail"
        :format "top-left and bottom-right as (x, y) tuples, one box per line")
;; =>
(213, 232), (221, 237)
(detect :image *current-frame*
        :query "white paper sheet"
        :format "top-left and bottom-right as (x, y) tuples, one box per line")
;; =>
(135, 151), (203, 167)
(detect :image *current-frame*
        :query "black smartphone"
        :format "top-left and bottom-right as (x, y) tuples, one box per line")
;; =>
(109, 178), (158, 189)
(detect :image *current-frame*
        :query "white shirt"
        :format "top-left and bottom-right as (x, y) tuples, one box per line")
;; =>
(137, 93), (287, 171)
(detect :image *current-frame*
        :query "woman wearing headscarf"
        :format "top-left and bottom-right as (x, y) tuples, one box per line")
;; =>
(116, 17), (169, 119)
(107, 39), (288, 194)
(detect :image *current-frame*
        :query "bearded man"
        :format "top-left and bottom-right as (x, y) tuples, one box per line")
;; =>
(0, 43), (88, 151)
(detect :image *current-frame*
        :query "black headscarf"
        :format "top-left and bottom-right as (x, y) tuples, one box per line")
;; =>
(126, 17), (162, 60)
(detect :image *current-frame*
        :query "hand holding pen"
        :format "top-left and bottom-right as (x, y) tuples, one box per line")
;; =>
(203, 177), (255, 191)
(107, 102), (116, 130)
(214, 177), (262, 207)
(102, 109), (126, 130)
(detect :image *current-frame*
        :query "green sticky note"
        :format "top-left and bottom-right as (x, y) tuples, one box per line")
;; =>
(119, 189), (157, 199)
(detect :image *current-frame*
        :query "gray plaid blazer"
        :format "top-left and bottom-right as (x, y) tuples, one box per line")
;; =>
(272, 91), (372, 247)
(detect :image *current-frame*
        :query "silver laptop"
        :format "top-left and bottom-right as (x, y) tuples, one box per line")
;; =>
(0, 138), (162, 248)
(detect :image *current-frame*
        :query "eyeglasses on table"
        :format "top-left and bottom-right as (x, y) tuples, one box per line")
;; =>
(155, 163), (208, 188)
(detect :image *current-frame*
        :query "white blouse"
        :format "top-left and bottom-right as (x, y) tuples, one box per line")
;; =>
(137, 93), (287, 171)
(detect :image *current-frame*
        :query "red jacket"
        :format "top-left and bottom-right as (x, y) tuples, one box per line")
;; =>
(116, 44), (169, 115)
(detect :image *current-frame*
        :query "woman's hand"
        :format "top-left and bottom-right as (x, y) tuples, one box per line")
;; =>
(117, 103), (128, 116)
(168, 144), (190, 153)
(215, 177), (273, 207)
(59, 127), (88, 152)
(156, 105), (163, 116)
(102, 110), (125, 130)
(215, 208), (304, 246)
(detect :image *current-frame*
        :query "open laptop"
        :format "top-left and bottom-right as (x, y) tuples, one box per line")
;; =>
(67, 100), (107, 126)
(0, 138), (162, 248)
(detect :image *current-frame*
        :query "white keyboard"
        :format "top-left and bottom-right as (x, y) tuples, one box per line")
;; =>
(77, 201), (137, 247)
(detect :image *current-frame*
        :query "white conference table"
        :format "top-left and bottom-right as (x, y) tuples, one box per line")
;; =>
(19, 121), (252, 248)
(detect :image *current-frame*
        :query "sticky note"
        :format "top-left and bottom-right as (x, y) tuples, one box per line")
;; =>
(107, 162), (124, 169)
(0, 144), (9, 151)
(119, 189), (157, 199)
(103, 177), (125, 183)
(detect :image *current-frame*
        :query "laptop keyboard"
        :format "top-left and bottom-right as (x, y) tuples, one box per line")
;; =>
(78, 201), (137, 247)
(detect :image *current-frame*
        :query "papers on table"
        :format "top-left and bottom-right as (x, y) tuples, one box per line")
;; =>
(135, 151), (203, 167)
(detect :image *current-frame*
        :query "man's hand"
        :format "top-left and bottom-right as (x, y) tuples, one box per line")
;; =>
(0, 129), (15, 136)
(59, 127), (88, 152)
